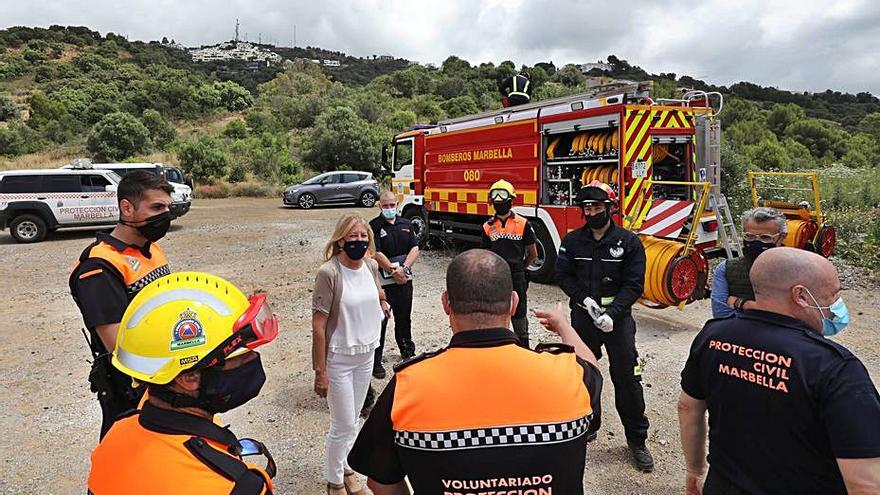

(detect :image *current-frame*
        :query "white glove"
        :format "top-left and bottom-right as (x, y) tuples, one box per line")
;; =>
(595, 314), (614, 333)
(580, 297), (603, 321)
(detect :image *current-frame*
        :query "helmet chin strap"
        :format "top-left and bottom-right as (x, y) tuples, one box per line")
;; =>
(149, 366), (223, 411)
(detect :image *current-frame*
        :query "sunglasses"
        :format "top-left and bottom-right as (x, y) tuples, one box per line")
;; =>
(197, 293), (279, 369)
(489, 189), (512, 202)
(742, 232), (782, 243)
(233, 438), (277, 478)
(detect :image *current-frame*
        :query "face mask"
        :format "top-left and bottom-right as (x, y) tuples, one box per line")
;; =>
(381, 208), (397, 220)
(803, 287), (850, 337)
(493, 201), (512, 216)
(343, 240), (369, 260)
(199, 353), (267, 414)
(743, 239), (776, 260)
(585, 210), (609, 229)
(121, 211), (171, 242)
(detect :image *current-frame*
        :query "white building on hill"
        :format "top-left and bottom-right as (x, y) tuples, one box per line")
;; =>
(190, 41), (282, 64)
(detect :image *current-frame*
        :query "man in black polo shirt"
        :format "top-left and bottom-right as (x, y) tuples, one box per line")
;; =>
(679, 247), (880, 495)
(369, 191), (420, 378)
(69, 171), (174, 438)
(348, 249), (602, 495)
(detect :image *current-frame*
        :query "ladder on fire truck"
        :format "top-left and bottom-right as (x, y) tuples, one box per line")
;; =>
(697, 116), (742, 258)
(439, 81), (653, 125)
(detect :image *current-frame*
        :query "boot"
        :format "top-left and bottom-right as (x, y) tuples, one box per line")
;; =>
(343, 470), (367, 495)
(400, 340), (416, 360)
(628, 441), (655, 473)
(372, 360), (386, 379)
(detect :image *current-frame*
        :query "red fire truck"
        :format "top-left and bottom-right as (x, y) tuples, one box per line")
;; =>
(384, 82), (832, 308)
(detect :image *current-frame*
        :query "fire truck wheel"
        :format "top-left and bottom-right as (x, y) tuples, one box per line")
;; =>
(403, 206), (429, 249)
(528, 221), (557, 284)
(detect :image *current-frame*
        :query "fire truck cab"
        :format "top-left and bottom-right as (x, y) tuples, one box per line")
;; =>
(386, 82), (730, 308)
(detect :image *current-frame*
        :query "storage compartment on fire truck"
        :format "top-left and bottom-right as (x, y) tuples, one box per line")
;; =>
(541, 115), (621, 206)
(650, 136), (693, 201)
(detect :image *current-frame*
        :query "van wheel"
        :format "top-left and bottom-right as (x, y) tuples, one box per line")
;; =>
(11, 214), (48, 243)
(528, 221), (557, 284)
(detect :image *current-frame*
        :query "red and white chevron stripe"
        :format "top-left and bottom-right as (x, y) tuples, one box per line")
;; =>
(638, 199), (695, 238)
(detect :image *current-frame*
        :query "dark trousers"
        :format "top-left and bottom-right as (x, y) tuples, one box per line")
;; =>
(375, 281), (415, 362)
(571, 307), (649, 445)
(511, 271), (529, 347)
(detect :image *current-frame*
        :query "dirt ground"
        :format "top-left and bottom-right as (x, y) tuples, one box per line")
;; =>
(0, 197), (877, 495)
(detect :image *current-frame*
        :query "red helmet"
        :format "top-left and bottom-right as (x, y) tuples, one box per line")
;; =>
(575, 180), (617, 205)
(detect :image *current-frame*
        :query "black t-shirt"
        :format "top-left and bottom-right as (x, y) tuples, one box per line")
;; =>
(681, 310), (880, 494)
(348, 328), (602, 495)
(370, 215), (418, 260)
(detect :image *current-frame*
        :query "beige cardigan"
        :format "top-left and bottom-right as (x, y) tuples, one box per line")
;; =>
(312, 256), (384, 368)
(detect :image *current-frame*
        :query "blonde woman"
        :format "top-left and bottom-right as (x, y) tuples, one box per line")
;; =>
(312, 213), (389, 495)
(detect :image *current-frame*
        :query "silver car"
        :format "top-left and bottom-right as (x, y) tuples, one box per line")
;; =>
(282, 171), (380, 209)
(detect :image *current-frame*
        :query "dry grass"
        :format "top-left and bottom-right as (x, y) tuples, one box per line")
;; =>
(0, 145), (87, 171)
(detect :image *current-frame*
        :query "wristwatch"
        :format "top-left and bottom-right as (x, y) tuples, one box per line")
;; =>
(402, 264), (413, 276)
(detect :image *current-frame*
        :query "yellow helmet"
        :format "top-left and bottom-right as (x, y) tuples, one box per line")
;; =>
(114, 271), (279, 385)
(489, 179), (516, 201)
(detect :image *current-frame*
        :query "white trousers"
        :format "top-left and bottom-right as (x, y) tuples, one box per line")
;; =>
(324, 350), (374, 484)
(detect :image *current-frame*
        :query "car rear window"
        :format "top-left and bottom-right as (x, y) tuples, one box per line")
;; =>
(0, 175), (42, 194)
(343, 173), (363, 183)
(43, 175), (83, 193)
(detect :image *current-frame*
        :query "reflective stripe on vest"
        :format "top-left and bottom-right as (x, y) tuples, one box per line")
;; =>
(83, 241), (170, 295)
(390, 345), (592, 450)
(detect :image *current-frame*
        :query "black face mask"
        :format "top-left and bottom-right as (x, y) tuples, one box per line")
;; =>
(493, 201), (512, 216)
(121, 211), (171, 242)
(585, 210), (610, 229)
(343, 240), (369, 260)
(199, 353), (267, 414)
(743, 239), (776, 260)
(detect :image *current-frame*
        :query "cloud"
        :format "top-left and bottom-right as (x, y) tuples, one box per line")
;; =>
(1, 0), (877, 94)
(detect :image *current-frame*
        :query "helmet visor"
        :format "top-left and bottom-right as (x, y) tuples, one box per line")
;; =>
(198, 293), (279, 369)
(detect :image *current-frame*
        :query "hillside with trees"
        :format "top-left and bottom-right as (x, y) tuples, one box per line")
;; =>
(1, 26), (879, 268)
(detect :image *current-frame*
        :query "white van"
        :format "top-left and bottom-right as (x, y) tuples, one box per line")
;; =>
(62, 161), (193, 219)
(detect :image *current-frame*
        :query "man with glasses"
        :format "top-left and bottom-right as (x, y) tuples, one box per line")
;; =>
(88, 272), (279, 495)
(481, 179), (537, 347)
(711, 207), (787, 318)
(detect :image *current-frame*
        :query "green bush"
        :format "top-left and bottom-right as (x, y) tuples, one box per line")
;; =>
(0, 94), (18, 121)
(140, 109), (177, 149)
(86, 111), (152, 160)
(177, 135), (229, 180)
(222, 119), (248, 139)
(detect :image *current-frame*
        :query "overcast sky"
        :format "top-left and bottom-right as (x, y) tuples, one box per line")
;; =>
(3, 0), (879, 94)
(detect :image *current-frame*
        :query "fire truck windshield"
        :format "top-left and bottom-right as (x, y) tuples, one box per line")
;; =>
(393, 140), (413, 172)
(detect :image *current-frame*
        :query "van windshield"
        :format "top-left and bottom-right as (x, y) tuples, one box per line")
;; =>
(106, 171), (123, 183)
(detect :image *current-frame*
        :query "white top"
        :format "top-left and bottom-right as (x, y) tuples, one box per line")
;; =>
(329, 262), (383, 355)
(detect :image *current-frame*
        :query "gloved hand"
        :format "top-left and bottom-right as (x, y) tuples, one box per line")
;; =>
(580, 297), (603, 321)
(595, 314), (614, 333)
